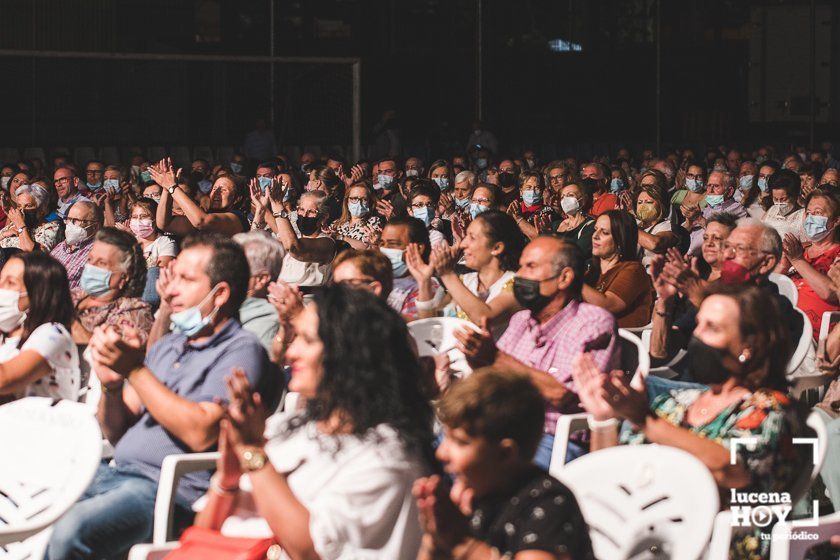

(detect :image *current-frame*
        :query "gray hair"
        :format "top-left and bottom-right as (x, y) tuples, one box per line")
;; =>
(299, 190), (329, 216)
(709, 169), (735, 190)
(15, 184), (49, 208)
(735, 217), (783, 259)
(70, 199), (104, 226)
(455, 170), (476, 188)
(539, 236), (585, 296)
(233, 230), (285, 279)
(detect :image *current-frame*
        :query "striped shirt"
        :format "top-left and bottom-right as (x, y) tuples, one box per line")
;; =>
(496, 300), (620, 434)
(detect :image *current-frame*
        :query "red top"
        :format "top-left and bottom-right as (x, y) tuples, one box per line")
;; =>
(591, 192), (618, 216)
(791, 243), (840, 337)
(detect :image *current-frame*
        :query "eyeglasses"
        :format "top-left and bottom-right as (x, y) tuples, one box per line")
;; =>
(66, 217), (95, 226)
(296, 208), (319, 217)
(411, 202), (433, 209)
(472, 198), (491, 205)
(722, 243), (766, 257)
(54, 176), (73, 184)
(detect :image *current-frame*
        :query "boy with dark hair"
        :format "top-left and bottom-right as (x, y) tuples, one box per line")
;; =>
(414, 368), (594, 560)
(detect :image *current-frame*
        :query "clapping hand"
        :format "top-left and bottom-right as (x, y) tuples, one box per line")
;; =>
(782, 232), (805, 262)
(375, 199), (395, 221)
(405, 243), (435, 282)
(223, 368), (267, 448)
(571, 353), (617, 421)
(430, 244), (458, 277)
(149, 158), (177, 189)
(6, 207), (25, 230)
(249, 178), (268, 212)
(267, 280), (304, 322)
(89, 325), (145, 377)
(156, 261), (175, 309)
(454, 317), (496, 368)
(413, 475), (471, 555)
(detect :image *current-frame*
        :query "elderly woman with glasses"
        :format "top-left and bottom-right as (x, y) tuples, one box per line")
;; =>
(0, 183), (63, 252)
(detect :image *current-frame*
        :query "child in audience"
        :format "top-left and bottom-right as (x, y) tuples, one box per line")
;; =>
(414, 368), (594, 560)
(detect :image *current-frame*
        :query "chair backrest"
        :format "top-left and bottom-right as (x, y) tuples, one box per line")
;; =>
(618, 328), (650, 381)
(407, 318), (480, 377)
(769, 273), (798, 306)
(555, 444), (719, 560)
(0, 397), (102, 546)
(786, 308), (813, 375)
(787, 410), (830, 505)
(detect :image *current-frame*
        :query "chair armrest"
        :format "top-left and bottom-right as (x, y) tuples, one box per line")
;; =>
(153, 452), (219, 545)
(819, 310), (840, 342)
(704, 511), (732, 560)
(548, 413), (589, 477)
(128, 541), (180, 560)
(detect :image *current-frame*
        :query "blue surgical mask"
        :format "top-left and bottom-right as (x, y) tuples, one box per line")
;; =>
(140, 170), (152, 183)
(757, 177), (769, 192)
(103, 179), (120, 193)
(348, 200), (368, 218)
(804, 214), (831, 241)
(705, 194), (725, 207)
(685, 178), (705, 193)
(380, 247), (407, 277)
(476, 158), (488, 170)
(522, 191), (542, 206)
(170, 285), (221, 337)
(198, 179), (213, 194)
(80, 264), (112, 297)
(413, 206), (433, 226)
(377, 174), (394, 191)
(258, 176), (273, 192)
(455, 197), (470, 209)
(609, 178), (624, 193)
(86, 181), (103, 191)
(230, 162), (244, 174)
(738, 175), (754, 190)
(433, 177), (450, 191)
(469, 202), (488, 220)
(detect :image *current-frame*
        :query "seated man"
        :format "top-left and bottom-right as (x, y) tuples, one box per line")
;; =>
(46, 233), (280, 560)
(456, 236), (619, 469)
(415, 368), (594, 560)
(50, 200), (102, 290)
(232, 230), (285, 352)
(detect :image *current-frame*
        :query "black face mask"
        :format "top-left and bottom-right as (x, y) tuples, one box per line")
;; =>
(513, 276), (554, 315)
(686, 336), (735, 385)
(498, 172), (516, 189)
(190, 170), (206, 184)
(23, 210), (39, 229)
(297, 215), (320, 236)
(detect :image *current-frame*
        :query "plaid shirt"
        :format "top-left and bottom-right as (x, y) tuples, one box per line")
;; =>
(50, 238), (94, 291)
(497, 300), (620, 434)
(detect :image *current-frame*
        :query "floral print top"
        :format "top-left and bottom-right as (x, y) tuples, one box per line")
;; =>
(328, 215), (382, 243)
(621, 388), (809, 496)
(0, 221), (63, 252)
(72, 289), (154, 345)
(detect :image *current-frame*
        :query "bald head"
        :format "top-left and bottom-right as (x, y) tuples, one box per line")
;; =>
(518, 236), (585, 297)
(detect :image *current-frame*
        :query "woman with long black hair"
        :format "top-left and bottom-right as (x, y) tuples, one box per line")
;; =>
(0, 251), (78, 401)
(191, 286), (435, 559)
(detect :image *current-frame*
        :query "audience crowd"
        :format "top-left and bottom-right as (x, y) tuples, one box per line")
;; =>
(1, 140), (839, 560)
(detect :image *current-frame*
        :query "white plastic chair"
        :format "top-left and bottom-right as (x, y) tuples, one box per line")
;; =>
(555, 444), (719, 560)
(769, 510), (840, 560)
(152, 452), (219, 545)
(0, 397), (103, 557)
(704, 410), (829, 559)
(408, 317), (480, 378)
(548, 413), (590, 477)
(618, 328), (650, 382)
(769, 273), (799, 306)
(640, 329), (683, 380)
(786, 308), (813, 378)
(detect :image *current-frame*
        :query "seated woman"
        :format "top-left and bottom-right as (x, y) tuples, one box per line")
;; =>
(408, 180), (451, 248)
(128, 198), (177, 270)
(152, 158), (248, 237)
(412, 210), (525, 339)
(71, 227), (154, 346)
(671, 164), (707, 210)
(0, 183), (62, 252)
(778, 188), (840, 335)
(190, 286), (434, 559)
(326, 182), (381, 249)
(415, 368), (594, 560)
(582, 210), (654, 328)
(0, 252), (79, 401)
(574, 284), (810, 558)
(508, 170), (556, 239)
(273, 190), (337, 294)
(551, 181), (596, 260)
(635, 183), (678, 269)
(761, 169), (804, 239)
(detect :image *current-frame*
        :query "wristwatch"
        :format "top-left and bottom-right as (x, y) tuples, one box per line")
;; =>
(16, 227), (24, 234)
(239, 447), (268, 472)
(272, 210), (289, 220)
(166, 184), (177, 195)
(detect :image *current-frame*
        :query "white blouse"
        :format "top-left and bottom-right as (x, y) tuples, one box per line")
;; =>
(443, 271), (515, 339)
(0, 323), (80, 401)
(210, 414), (426, 560)
(761, 206), (805, 240)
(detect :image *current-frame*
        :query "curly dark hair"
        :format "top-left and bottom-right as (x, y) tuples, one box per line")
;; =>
(473, 210), (527, 271)
(94, 227), (147, 298)
(292, 285), (436, 467)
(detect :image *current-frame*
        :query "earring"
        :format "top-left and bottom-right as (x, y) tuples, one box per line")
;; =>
(738, 352), (749, 363)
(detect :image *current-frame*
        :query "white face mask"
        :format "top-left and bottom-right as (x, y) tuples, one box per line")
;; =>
(561, 196), (581, 215)
(65, 222), (90, 246)
(0, 289), (26, 334)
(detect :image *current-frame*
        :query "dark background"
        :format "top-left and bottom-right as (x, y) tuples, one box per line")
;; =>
(0, 0), (837, 160)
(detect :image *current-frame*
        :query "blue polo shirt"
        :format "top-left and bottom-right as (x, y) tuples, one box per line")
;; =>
(113, 318), (281, 504)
